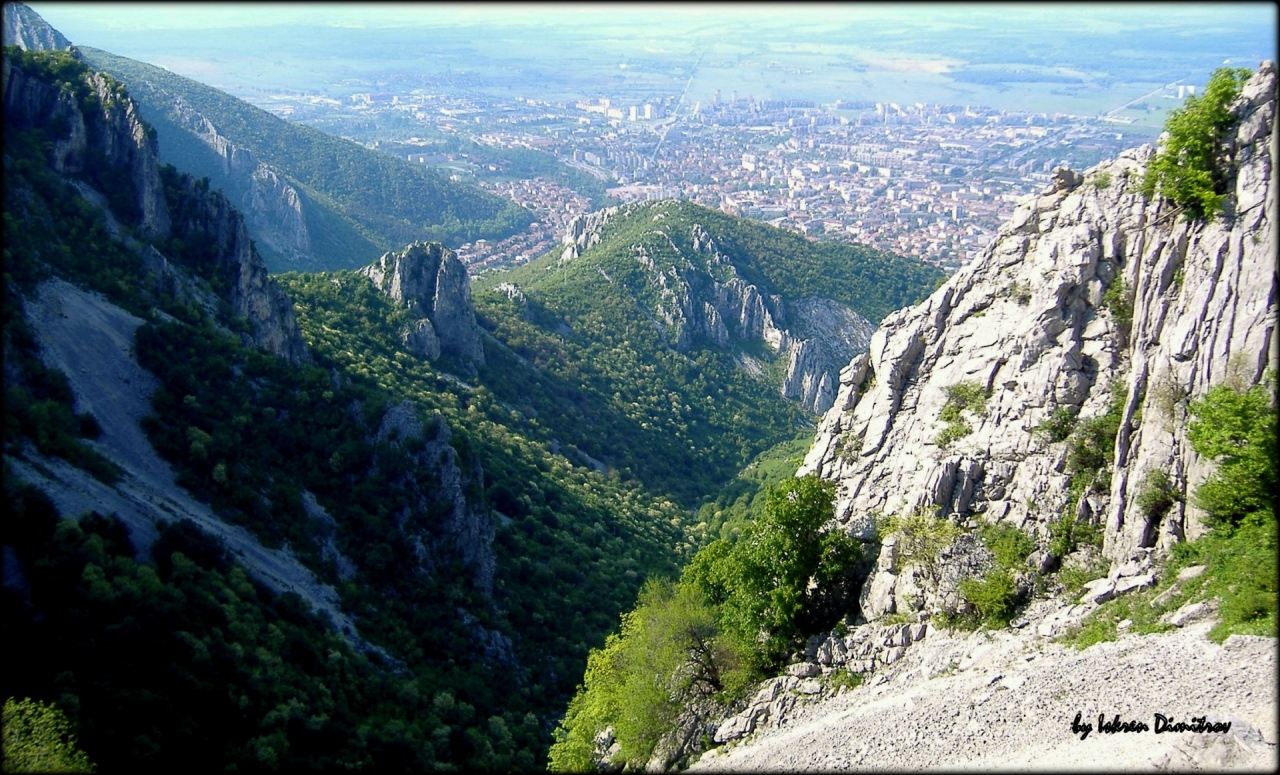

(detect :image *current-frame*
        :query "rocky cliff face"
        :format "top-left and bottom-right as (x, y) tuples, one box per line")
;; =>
(3, 51), (310, 364)
(800, 63), (1277, 619)
(358, 242), (486, 365)
(558, 209), (875, 413)
(2, 2), (72, 51)
(166, 174), (312, 364)
(163, 95), (313, 261)
(3, 54), (170, 237)
(372, 401), (496, 598)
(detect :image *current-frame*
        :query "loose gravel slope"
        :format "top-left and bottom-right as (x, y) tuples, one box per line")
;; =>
(691, 622), (1276, 771)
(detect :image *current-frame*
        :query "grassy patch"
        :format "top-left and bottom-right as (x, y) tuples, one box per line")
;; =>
(935, 381), (990, 448)
(827, 670), (863, 692)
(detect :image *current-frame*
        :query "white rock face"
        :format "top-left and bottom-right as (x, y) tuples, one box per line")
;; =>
(166, 97), (314, 263)
(358, 241), (486, 365)
(559, 208), (875, 413)
(800, 62), (1277, 611)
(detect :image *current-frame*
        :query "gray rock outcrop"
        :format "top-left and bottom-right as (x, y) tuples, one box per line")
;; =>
(558, 206), (874, 413)
(2, 2), (72, 51)
(4, 50), (310, 365)
(3, 55), (169, 237)
(163, 95), (314, 262)
(800, 62), (1277, 617)
(166, 174), (311, 363)
(358, 241), (486, 365)
(373, 403), (495, 597)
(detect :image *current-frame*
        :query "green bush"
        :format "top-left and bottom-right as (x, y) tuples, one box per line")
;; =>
(551, 476), (860, 771)
(1141, 67), (1254, 219)
(2, 697), (96, 773)
(827, 670), (863, 692)
(1135, 470), (1182, 524)
(1048, 513), (1102, 561)
(1101, 277), (1134, 337)
(1185, 378), (1277, 528)
(547, 581), (753, 772)
(1034, 406), (1078, 443)
(979, 522), (1035, 571)
(1064, 381), (1128, 506)
(880, 509), (964, 585)
(957, 570), (1019, 629)
(936, 381), (990, 447)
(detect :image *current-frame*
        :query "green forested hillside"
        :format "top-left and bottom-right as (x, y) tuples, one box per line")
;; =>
(2, 48), (694, 771)
(79, 47), (533, 269)
(470, 199), (944, 507)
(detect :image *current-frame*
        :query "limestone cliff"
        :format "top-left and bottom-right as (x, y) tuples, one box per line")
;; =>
(799, 62), (1277, 619)
(3, 53), (169, 237)
(557, 207), (875, 413)
(358, 242), (486, 365)
(2, 2), (72, 52)
(372, 401), (496, 597)
(3, 49), (310, 364)
(161, 95), (314, 262)
(165, 174), (312, 364)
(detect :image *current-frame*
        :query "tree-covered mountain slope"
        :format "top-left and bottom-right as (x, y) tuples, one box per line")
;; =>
(3, 47), (697, 770)
(77, 46), (533, 272)
(469, 199), (944, 507)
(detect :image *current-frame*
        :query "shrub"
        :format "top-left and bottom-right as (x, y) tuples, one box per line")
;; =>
(1134, 470), (1182, 524)
(2, 697), (96, 773)
(935, 381), (990, 448)
(1092, 171), (1112, 190)
(1048, 513), (1103, 561)
(1101, 277), (1134, 338)
(1141, 67), (1254, 219)
(1064, 381), (1127, 504)
(979, 522), (1035, 570)
(957, 570), (1019, 629)
(1186, 378), (1277, 528)
(828, 670), (863, 692)
(880, 508), (964, 584)
(1034, 407), (1077, 443)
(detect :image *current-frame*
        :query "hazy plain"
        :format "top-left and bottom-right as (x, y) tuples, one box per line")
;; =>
(29, 3), (1278, 126)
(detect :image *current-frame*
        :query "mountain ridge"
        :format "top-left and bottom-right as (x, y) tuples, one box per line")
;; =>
(76, 45), (535, 271)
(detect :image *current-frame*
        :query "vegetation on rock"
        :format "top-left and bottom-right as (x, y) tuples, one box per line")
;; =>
(1141, 66), (1254, 219)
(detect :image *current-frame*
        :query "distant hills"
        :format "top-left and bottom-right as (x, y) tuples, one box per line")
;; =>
(77, 46), (533, 271)
(470, 199), (944, 507)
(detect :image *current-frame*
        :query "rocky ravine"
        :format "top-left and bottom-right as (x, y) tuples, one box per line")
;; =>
(558, 207), (876, 413)
(799, 62), (1277, 619)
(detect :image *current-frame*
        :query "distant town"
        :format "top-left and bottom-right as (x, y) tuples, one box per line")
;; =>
(255, 83), (1169, 274)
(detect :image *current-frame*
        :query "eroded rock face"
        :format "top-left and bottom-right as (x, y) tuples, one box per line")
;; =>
(164, 95), (314, 262)
(3, 53), (309, 365)
(557, 209), (874, 413)
(3, 55), (170, 238)
(358, 242), (486, 365)
(373, 402), (495, 597)
(2, 2), (72, 52)
(800, 62), (1278, 618)
(167, 175), (311, 364)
